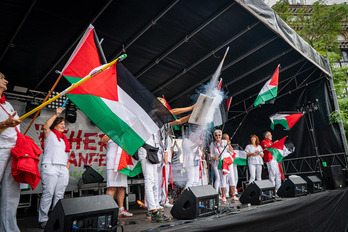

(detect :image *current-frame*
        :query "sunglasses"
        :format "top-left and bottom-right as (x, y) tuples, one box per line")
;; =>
(214, 134), (222, 136)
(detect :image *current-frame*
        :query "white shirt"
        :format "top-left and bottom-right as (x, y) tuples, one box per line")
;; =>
(182, 138), (202, 168)
(245, 144), (264, 165)
(0, 102), (20, 149)
(42, 131), (69, 165)
(210, 140), (231, 166)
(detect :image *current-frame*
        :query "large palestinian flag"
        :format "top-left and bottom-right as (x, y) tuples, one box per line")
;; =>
(270, 112), (304, 130)
(253, 65), (279, 107)
(62, 25), (174, 156)
(266, 137), (295, 162)
(213, 96), (232, 127)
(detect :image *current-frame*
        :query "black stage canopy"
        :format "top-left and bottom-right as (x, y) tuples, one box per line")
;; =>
(0, 0), (347, 173)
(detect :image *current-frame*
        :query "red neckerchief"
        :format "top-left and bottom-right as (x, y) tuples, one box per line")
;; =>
(50, 129), (70, 152)
(0, 94), (5, 104)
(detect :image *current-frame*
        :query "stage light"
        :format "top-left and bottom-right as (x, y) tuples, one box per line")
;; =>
(65, 100), (77, 123)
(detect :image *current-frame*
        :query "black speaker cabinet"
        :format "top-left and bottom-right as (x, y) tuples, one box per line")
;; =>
(303, 175), (323, 193)
(44, 195), (118, 232)
(239, 180), (275, 205)
(323, 165), (346, 190)
(277, 176), (308, 197)
(82, 165), (104, 184)
(170, 185), (219, 219)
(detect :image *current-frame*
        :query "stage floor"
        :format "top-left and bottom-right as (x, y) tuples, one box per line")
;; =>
(17, 188), (348, 232)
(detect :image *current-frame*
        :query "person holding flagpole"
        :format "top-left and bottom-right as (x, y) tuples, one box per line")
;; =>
(261, 131), (282, 193)
(138, 98), (194, 222)
(210, 129), (232, 202)
(245, 134), (264, 184)
(101, 135), (133, 217)
(38, 107), (71, 229)
(156, 97), (194, 208)
(0, 72), (22, 232)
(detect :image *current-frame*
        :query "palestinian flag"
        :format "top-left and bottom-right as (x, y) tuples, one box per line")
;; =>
(217, 156), (233, 175)
(61, 24), (106, 77)
(232, 144), (247, 166)
(62, 25), (174, 156)
(270, 112), (304, 130)
(65, 62), (174, 156)
(213, 96), (232, 127)
(266, 136), (295, 162)
(115, 148), (142, 177)
(253, 65), (279, 107)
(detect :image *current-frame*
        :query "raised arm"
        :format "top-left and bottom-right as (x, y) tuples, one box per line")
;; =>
(43, 108), (63, 139)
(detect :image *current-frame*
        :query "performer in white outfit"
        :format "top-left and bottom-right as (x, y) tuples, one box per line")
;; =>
(38, 107), (70, 228)
(0, 72), (22, 232)
(156, 124), (173, 208)
(261, 131), (282, 191)
(245, 134), (264, 184)
(156, 97), (194, 209)
(222, 133), (238, 200)
(182, 132), (202, 189)
(210, 130), (232, 202)
(102, 135), (133, 217)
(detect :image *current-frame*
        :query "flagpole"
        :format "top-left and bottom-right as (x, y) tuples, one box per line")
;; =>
(18, 55), (126, 121)
(23, 73), (63, 135)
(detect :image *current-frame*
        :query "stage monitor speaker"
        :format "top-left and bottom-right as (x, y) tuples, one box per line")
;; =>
(303, 175), (323, 193)
(82, 165), (104, 184)
(170, 185), (218, 219)
(322, 165), (346, 189)
(239, 180), (275, 205)
(277, 176), (308, 197)
(44, 195), (118, 232)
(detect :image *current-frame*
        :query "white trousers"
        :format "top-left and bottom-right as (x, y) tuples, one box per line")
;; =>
(158, 163), (170, 205)
(225, 164), (236, 187)
(0, 148), (20, 232)
(140, 158), (159, 211)
(39, 164), (69, 222)
(233, 164), (238, 186)
(185, 166), (199, 189)
(212, 164), (221, 191)
(248, 163), (262, 184)
(267, 159), (281, 191)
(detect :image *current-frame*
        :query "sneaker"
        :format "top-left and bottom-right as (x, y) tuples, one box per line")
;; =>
(151, 211), (171, 223)
(222, 196), (227, 202)
(118, 207), (133, 217)
(158, 205), (164, 212)
(232, 195), (239, 201)
(162, 202), (173, 208)
(39, 221), (47, 229)
(146, 212), (152, 219)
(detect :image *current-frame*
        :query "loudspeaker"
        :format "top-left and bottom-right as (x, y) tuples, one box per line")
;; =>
(277, 176), (308, 197)
(82, 165), (104, 184)
(170, 185), (218, 219)
(44, 195), (118, 232)
(323, 165), (346, 189)
(239, 180), (275, 205)
(303, 175), (323, 193)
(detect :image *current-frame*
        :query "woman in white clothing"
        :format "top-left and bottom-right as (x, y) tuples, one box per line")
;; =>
(182, 132), (202, 189)
(210, 129), (232, 202)
(0, 72), (22, 232)
(38, 107), (70, 229)
(245, 134), (264, 184)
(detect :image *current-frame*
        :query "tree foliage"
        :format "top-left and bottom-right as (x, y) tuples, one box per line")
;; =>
(272, 0), (348, 139)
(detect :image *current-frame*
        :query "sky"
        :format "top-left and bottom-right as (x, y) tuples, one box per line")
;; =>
(265, 0), (348, 7)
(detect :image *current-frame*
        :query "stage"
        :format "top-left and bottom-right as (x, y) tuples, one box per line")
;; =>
(17, 188), (348, 232)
